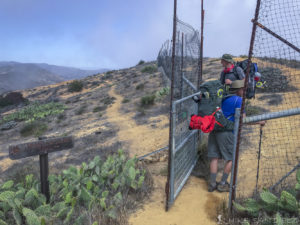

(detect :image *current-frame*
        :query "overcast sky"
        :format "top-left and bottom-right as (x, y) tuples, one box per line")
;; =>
(0, 0), (256, 69)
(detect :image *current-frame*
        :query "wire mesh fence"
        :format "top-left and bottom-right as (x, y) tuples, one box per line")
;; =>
(158, 18), (201, 99)
(234, 0), (300, 202)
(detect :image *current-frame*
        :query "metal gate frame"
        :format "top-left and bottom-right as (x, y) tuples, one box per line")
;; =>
(166, 91), (201, 210)
(165, 0), (205, 211)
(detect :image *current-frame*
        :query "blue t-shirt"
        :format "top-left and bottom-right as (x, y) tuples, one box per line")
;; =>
(221, 95), (242, 122)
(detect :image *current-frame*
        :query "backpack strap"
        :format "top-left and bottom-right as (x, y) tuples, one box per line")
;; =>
(232, 66), (240, 80)
(211, 107), (224, 128)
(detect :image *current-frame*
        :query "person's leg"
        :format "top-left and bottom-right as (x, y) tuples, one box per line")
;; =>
(220, 160), (232, 185)
(224, 160), (232, 174)
(210, 158), (218, 186)
(207, 132), (221, 192)
(216, 131), (234, 192)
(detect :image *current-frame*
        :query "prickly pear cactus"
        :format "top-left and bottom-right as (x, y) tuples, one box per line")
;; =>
(260, 190), (278, 206)
(279, 191), (298, 213)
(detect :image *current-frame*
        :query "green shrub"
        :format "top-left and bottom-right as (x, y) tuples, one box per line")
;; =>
(141, 65), (157, 73)
(75, 105), (86, 115)
(68, 80), (84, 92)
(136, 83), (145, 90)
(103, 97), (115, 105)
(140, 94), (156, 106)
(57, 113), (65, 120)
(56, 114), (66, 124)
(245, 100), (268, 116)
(93, 106), (106, 113)
(20, 121), (48, 137)
(155, 87), (170, 100)
(0, 102), (65, 124)
(137, 60), (145, 65)
(122, 98), (130, 104)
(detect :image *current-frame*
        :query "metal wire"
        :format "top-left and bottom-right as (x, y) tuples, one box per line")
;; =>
(235, 0), (300, 202)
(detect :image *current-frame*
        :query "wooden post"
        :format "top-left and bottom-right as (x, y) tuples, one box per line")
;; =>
(9, 136), (73, 203)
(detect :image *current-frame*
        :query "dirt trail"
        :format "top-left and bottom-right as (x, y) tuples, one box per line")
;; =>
(106, 84), (169, 158)
(106, 85), (226, 225)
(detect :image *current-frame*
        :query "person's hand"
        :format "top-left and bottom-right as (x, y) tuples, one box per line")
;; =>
(258, 120), (266, 126)
(225, 79), (232, 85)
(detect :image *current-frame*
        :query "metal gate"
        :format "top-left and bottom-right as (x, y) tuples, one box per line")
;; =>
(166, 91), (200, 209)
(162, 0), (205, 210)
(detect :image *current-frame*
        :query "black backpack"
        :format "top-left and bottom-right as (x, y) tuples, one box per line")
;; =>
(233, 59), (259, 99)
(195, 80), (234, 131)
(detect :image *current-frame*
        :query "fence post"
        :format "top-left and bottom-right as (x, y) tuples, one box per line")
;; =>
(229, 108), (241, 213)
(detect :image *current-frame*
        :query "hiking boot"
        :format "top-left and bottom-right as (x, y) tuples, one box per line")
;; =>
(208, 182), (218, 192)
(217, 182), (230, 192)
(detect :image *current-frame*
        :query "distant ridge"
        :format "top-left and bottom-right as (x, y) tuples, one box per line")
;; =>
(0, 61), (108, 94)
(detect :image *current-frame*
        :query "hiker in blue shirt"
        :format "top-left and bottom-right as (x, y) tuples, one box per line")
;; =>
(208, 80), (265, 192)
(207, 80), (243, 192)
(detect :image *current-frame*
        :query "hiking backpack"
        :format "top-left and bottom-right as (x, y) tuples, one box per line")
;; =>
(233, 59), (260, 99)
(190, 79), (234, 132)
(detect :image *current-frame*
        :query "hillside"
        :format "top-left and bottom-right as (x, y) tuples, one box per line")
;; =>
(0, 61), (107, 94)
(0, 59), (228, 224)
(2, 58), (298, 224)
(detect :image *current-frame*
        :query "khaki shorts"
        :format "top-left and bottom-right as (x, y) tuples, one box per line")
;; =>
(207, 131), (234, 161)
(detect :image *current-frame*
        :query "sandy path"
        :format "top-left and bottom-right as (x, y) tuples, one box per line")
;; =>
(106, 85), (226, 225)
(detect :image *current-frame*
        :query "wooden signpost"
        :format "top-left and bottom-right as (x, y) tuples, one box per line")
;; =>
(9, 136), (73, 202)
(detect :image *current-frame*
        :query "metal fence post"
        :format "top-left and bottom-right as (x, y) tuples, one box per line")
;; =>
(229, 108), (241, 213)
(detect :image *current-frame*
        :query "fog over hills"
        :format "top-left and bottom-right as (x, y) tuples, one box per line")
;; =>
(0, 61), (108, 94)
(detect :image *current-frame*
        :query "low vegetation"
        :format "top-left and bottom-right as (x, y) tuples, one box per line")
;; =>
(0, 151), (147, 225)
(93, 106), (106, 113)
(0, 92), (27, 108)
(103, 97), (116, 105)
(68, 80), (84, 93)
(258, 67), (297, 93)
(20, 121), (48, 137)
(137, 60), (145, 65)
(0, 98), (13, 108)
(141, 65), (157, 74)
(0, 102), (65, 125)
(245, 100), (268, 116)
(121, 98), (130, 104)
(155, 87), (170, 100)
(75, 105), (87, 115)
(140, 94), (156, 106)
(135, 83), (144, 90)
(230, 169), (300, 225)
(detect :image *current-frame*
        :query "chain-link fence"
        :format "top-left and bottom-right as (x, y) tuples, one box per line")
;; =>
(158, 18), (201, 98)
(233, 0), (300, 204)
